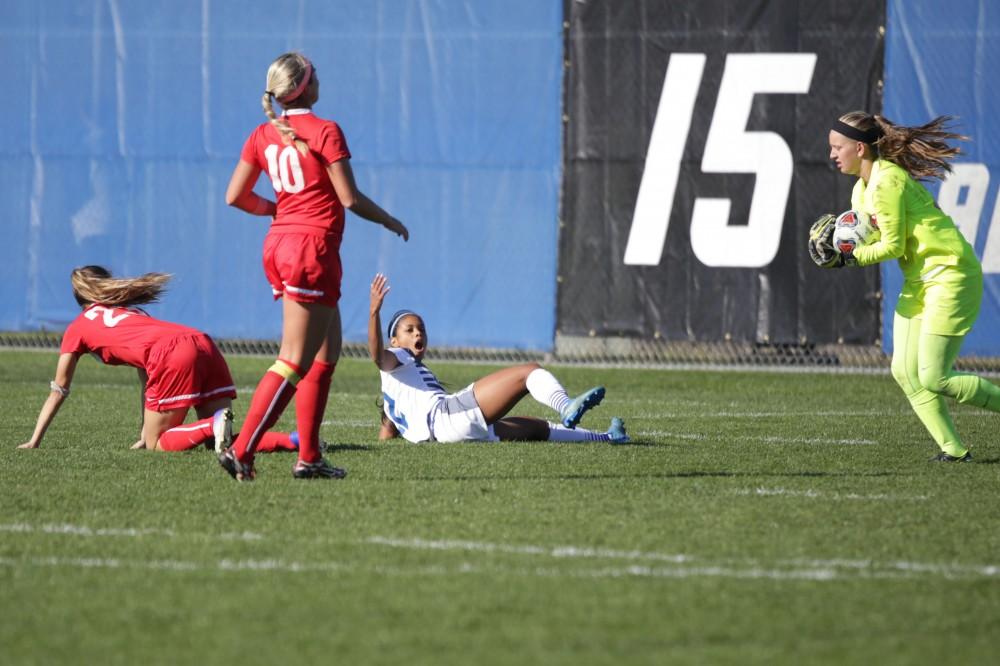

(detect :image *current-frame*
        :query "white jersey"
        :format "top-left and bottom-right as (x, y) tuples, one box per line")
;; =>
(379, 347), (446, 443)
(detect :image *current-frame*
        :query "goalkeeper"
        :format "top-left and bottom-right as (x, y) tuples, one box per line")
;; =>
(809, 111), (1000, 462)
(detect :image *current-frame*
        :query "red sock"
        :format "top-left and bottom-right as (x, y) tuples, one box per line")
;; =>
(295, 360), (335, 463)
(158, 417), (213, 451)
(232, 358), (302, 462)
(256, 432), (297, 453)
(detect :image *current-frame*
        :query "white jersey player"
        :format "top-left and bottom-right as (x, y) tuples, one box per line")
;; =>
(369, 273), (629, 444)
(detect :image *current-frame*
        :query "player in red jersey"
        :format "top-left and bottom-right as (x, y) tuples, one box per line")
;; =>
(221, 52), (408, 481)
(19, 266), (240, 452)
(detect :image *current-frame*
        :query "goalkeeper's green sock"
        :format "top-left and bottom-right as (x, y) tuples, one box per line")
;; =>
(893, 314), (968, 457)
(908, 392), (967, 458)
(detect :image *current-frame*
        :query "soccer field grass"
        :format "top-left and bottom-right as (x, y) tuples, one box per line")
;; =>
(2, 349), (999, 665)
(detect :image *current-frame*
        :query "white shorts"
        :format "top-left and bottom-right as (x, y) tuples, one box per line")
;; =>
(428, 384), (499, 443)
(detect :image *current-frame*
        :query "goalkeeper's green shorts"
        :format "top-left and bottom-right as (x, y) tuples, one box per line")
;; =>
(895, 264), (983, 336)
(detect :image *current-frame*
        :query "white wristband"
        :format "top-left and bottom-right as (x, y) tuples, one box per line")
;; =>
(50, 381), (70, 397)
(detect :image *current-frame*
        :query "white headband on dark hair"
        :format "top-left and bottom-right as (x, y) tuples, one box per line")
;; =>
(387, 310), (417, 339)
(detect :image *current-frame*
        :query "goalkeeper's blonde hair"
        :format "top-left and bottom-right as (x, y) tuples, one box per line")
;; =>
(71, 265), (171, 308)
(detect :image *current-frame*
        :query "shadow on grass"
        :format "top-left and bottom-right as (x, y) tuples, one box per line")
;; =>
(324, 444), (374, 452)
(608, 440), (661, 448)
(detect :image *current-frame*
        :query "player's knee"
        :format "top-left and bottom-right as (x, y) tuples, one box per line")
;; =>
(520, 362), (543, 378)
(917, 366), (949, 396)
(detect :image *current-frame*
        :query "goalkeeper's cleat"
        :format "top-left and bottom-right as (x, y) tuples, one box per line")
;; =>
(212, 408), (234, 454)
(929, 451), (973, 463)
(292, 457), (347, 480)
(607, 417), (630, 444)
(561, 386), (605, 429)
(218, 448), (255, 481)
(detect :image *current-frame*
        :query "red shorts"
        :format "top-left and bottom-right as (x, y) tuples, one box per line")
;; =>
(144, 334), (237, 412)
(262, 232), (343, 307)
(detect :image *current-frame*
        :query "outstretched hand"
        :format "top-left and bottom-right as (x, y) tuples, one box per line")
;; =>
(370, 273), (390, 314)
(384, 219), (409, 241)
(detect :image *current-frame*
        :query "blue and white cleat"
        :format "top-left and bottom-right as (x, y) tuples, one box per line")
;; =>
(561, 386), (605, 428)
(212, 408), (234, 454)
(607, 417), (629, 444)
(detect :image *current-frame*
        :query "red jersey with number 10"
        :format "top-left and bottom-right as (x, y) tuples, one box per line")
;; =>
(60, 305), (201, 368)
(240, 110), (352, 239)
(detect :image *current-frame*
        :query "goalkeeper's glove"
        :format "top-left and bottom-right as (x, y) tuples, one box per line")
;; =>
(808, 213), (849, 269)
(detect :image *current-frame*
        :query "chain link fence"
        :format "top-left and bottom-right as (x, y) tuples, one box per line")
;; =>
(5, 330), (999, 374)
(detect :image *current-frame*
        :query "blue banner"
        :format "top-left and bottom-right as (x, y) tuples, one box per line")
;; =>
(0, 1), (562, 350)
(884, 0), (1000, 354)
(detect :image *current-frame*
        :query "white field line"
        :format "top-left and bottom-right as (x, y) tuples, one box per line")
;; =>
(2, 554), (998, 582)
(0, 523), (263, 541)
(320, 419), (376, 428)
(366, 536), (693, 563)
(640, 431), (876, 446)
(633, 410), (906, 419)
(633, 410), (997, 419)
(363, 536), (1000, 581)
(730, 487), (929, 501)
(3, 525), (997, 581)
(0, 555), (475, 577)
(235, 389), (361, 400)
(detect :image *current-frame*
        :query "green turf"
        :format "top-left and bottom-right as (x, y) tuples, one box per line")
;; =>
(1, 349), (999, 665)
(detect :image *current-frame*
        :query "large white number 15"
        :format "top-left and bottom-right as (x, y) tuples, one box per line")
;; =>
(624, 53), (816, 268)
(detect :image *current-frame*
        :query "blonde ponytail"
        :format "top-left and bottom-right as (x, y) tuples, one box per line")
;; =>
(262, 53), (313, 157)
(71, 266), (171, 308)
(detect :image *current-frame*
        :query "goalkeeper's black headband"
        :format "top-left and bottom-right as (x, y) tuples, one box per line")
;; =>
(831, 119), (881, 145)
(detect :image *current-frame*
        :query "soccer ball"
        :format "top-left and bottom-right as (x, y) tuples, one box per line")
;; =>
(832, 210), (880, 256)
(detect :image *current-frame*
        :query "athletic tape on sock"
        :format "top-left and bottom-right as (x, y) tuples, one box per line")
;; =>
(269, 359), (302, 385)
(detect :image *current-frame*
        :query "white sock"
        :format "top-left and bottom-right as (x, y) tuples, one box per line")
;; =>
(526, 368), (571, 415)
(546, 422), (610, 442)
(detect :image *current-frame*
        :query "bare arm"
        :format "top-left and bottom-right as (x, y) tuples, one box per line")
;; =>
(379, 416), (400, 441)
(327, 159), (409, 240)
(225, 159), (277, 217)
(19, 353), (80, 449)
(131, 369), (149, 449)
(369, 273), (401, 371)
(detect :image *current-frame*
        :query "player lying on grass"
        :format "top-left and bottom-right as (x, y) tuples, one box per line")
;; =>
(368, 273), (628, 444)
(17, 265), (300, 455)
(809, 112), (1000, 462)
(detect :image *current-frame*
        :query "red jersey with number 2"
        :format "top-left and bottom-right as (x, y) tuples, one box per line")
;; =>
(60, 305), (201, 367)
(240, 110), (352, 239)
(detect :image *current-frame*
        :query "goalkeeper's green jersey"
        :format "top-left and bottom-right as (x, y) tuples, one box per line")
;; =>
(850, 159), (979, 281)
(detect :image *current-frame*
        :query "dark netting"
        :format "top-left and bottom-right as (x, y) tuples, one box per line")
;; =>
(558, 0), (886, 349)
(4, 331), (999, 374)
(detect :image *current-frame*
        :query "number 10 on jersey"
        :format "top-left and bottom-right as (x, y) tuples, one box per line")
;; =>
(264, 144), (305, 194)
